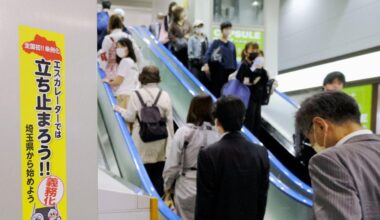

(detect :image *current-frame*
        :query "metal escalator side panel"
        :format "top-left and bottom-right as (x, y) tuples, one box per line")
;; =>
(97, 105), (121, 176)
(131, 26), (313, 209)
(97, 66), (180, 220)
(136, 26), (314, 195)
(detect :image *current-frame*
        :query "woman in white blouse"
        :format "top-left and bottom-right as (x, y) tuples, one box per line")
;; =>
(104, 38), (140, 109)
(115, 65), (174, 196)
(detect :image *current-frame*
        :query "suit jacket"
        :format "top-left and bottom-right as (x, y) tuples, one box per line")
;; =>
(195, 131), (270, 220)
(309, 134), (380, 220)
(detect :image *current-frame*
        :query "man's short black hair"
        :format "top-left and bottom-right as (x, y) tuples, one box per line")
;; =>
(212, 96), (246, 132)
(220, 21), (232, 31)
(296, 92), (361, 135)
(323, 71), (346, 86)
(102, 0), (112, 9)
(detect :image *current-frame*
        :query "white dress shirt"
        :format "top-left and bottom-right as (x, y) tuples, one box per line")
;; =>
(335, 129), (373, 147)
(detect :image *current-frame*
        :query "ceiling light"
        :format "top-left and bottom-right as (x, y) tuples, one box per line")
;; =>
(252, 1), (260, 7)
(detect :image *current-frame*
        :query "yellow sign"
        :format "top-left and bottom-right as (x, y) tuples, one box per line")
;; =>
(20, 25), (67, 220)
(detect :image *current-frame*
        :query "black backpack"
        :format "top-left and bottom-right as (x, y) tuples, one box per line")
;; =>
(135, 90), (168, 143)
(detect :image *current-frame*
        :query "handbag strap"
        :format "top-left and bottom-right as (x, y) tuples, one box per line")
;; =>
(181, 125), (211, 175)
(181, 126), (197, 176)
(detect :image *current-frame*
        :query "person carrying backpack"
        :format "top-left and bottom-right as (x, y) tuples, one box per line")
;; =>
(115, 65), (174, 196)
(99, 14), (144, 75)
(163, 94), (219, 220)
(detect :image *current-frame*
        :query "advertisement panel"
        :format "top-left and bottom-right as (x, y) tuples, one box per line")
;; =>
(20, 25), (67, 220)
(211, 25), (264, 61)
(343, 84), (373, 129)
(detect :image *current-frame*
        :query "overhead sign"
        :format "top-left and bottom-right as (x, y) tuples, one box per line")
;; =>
(20, 25), (67, 220)
(211, 25), (264, 61)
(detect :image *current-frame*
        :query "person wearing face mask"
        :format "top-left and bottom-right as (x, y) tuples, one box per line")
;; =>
(98, 8), (132, 51)
(296, 92), (380, 220)
(103, 38), (140, 109)
(100, 15), (144, 73)
(236, 42), (268, 135)
(188, 20), (209, 87)
(202, 21), (237, 97)
(168, 6), (192, 67)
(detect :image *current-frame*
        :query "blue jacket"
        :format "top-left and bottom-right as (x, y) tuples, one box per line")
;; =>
(204, 39), (237, 70)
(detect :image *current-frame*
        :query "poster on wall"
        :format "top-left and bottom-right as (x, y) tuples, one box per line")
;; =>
(211, 25), (264, 61)
(343, 84), (373, 129)
(19, 25), (67, 220)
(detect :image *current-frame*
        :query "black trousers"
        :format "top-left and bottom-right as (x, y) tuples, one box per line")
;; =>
(144, 161), (165, 197)
(189, 59), (210, 89)
(209, 63), (235, 97)
(245, 98), (262, 136)
(172, 47), (188, 68)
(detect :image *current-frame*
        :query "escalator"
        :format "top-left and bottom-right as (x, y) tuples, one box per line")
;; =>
(97, 68), (179, 220)
(97, 26), (314, 219)
(98, 60), (313, 219)
(132, 26), (313, 196)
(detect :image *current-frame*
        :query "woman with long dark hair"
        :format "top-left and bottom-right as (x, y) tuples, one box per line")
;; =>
(168, 6), (192, 67)
(160, 1), (177, 46)
(104, 37), (140, 109)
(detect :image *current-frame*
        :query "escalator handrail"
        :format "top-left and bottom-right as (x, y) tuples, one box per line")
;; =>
(274, 90), (300, 108)
(138, 27), (215, 101)
(98, 65), (180, 220)
(138, 26), (314, 196)
(270, 173), (312, 206)
(134, 26), (313, 205)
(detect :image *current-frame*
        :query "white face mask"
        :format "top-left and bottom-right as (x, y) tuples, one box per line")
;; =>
(223, 30), (231, 38)
(312, 123), (328, 153)
(254, 56), (265, 68)
(195, 27), (203, 34)
(116, 47), (127, 58)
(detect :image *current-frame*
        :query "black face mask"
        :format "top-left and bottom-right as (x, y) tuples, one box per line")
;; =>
(248, 52), (259, 61)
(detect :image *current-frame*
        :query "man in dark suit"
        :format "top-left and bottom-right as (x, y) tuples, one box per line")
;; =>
(195, 96), (270, 220)
(296, 92), (380, 219)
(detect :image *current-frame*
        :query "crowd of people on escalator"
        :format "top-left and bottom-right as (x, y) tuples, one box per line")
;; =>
(98, 1), (380, 220)
(97, 1), (271, 219)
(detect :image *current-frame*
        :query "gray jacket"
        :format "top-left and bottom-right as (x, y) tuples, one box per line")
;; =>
(163, 122), (219, 220)
(188, 34), (208, 60)
(309, 134), (380, 220)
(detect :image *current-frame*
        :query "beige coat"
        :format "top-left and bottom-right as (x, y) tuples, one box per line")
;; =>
(121, 83), (174, 164)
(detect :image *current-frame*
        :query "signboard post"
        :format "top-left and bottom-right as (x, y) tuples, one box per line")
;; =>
(20, 25), (67, 220)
